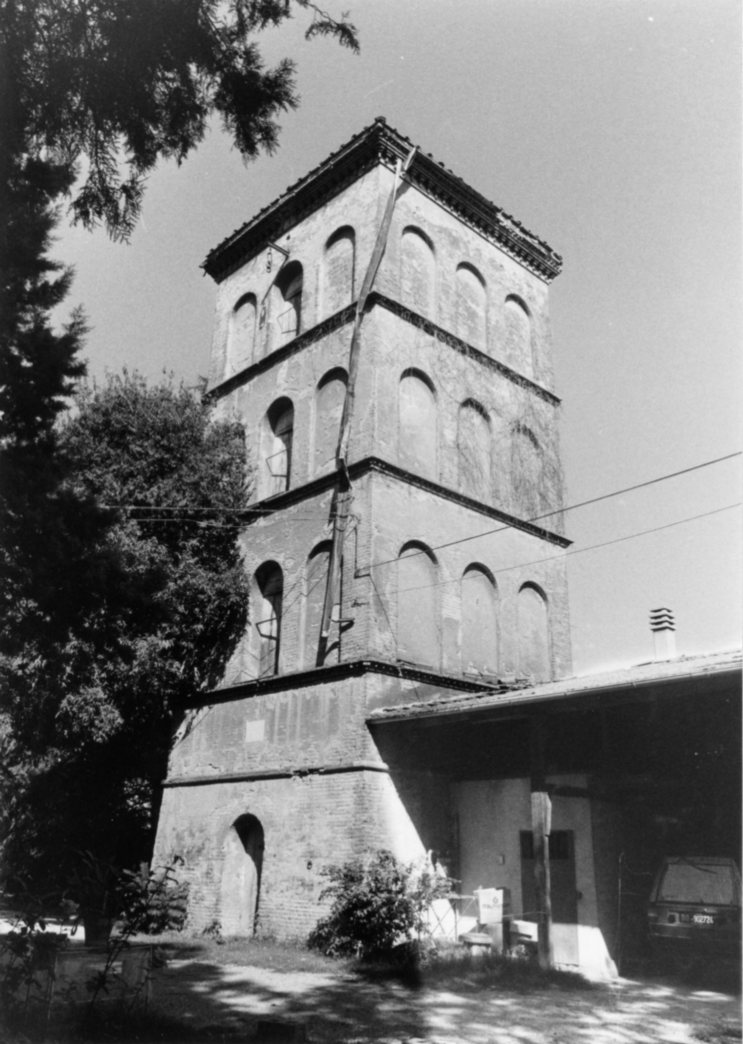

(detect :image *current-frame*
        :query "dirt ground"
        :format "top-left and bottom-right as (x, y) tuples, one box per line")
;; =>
(148, 956), (742, 1044)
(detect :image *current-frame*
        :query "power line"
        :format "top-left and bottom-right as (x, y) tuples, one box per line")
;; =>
(209, 500), (740, 684)
(362, 450), (742, 571)
(99, 450), (740, 528)
(96, 449), (740, 554)
(391, 502), (741, 598)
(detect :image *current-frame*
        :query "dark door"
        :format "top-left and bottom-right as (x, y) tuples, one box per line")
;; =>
(520, 830), (578, 922)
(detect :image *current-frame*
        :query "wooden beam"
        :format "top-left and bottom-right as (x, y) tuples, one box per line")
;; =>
(319, 146), (416, 652)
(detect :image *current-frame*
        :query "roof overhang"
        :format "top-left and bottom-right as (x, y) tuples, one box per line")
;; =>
(367, 649), (743, 727)
(203, 117), (563, 283)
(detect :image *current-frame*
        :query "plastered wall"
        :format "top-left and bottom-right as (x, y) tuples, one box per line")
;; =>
(208, 167), (385, 390)
(452, 777), (618, 977)
(213, 469), (569, 687)
(362, 471), (571, 679)
(209, 164), (565, 529)
(374, 167), (556, 389)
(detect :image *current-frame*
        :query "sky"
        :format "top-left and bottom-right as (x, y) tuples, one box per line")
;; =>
(53, 0), (742, 676)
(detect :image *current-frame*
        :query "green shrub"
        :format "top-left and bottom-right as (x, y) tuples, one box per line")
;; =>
(308, 849), (451, 959)
(117, 859), (189, 936)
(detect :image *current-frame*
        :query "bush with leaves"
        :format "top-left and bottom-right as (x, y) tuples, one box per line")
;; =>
(0, 908), (69, 1036)
(308, 850), (452, 960)
(62, 850), (189, 944)
(117, 859), (189, 936)
(0, 855), (188, 1038)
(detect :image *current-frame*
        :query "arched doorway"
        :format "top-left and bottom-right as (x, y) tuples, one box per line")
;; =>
(220, 814), (265, 935)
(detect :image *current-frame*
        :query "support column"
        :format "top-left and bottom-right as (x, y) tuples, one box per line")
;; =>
(530, 716), (553, 969)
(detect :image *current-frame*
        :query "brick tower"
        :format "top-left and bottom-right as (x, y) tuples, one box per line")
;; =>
(154, 118), (571, 938)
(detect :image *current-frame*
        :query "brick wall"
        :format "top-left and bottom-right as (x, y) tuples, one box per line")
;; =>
(154, 765), (443, 938)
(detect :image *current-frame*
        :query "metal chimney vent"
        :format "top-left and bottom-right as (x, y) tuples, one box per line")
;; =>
(650, 607), (677, 660)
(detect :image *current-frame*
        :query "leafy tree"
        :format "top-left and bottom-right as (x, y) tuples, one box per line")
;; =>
(0, 156), (111, 755)
(0, 0), (357, 903)
(61, 371), (250, 725)
(1, 373), (250, 903)
(0, 0), (357, 680)
(1, 0), (358, 239)
(1, 0), (358, 448)
(0, 158), (84, 446)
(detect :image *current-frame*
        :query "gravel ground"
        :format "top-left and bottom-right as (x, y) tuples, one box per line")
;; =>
(149, 957), (742, 1044)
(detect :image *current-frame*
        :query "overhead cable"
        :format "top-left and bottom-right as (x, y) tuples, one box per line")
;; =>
(100, 450), (740, 523)
(362, 450), (742, 571)
(391, 503), (741, 597)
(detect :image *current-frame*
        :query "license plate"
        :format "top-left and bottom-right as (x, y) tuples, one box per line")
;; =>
(693, 914), (714, 925)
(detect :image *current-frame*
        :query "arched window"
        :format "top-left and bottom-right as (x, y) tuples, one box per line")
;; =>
(457, 399), (492, 500)
(313, 368), (347, 476)
(397, 542), (438, 667)
(511, 424), (543, 520)
(252, 562), (283, 677)
(517, 583), (550, 682)
(270, 261), (303, 350)
(504, 295), (533, 378)
(400, 227), (435, 318)
(456, 263), (486, 348)
(302, 542), (339, 668)
(220, 814), (264, 935)
(260, 398), (293, 498)
(228, 293), (257, 375)
(322, 227), (355, 317)
(460, 565), (498, 675)
(398, 369), (437, 480)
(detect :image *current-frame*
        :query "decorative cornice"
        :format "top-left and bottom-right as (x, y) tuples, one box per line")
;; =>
(203, 117), (562, 283)
(205, 292), (560, 406)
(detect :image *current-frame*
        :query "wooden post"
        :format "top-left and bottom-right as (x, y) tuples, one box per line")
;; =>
(530, 717), (553, 970)
(318, 145), (416, 654)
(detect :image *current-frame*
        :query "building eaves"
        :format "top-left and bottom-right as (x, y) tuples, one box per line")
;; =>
(367, 648), (743, 724)
(198, 657), (518, 707)
(202, 117), (563, 283)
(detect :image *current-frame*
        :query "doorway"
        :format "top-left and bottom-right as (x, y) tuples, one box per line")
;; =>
(220, 814), (265, 935)
(520, 830), (578, 923)
(520, 829), (580, 965)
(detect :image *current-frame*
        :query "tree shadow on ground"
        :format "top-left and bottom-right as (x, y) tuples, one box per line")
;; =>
(141, 953), (742, 1044)
(151, 957), (429, 1042)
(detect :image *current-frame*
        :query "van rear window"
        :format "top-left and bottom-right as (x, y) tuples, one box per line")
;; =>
(658, 862), (736, 905)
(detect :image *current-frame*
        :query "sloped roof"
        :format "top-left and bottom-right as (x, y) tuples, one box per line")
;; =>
(367, 648), (742, 724)
(203, 117), (562, 283)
